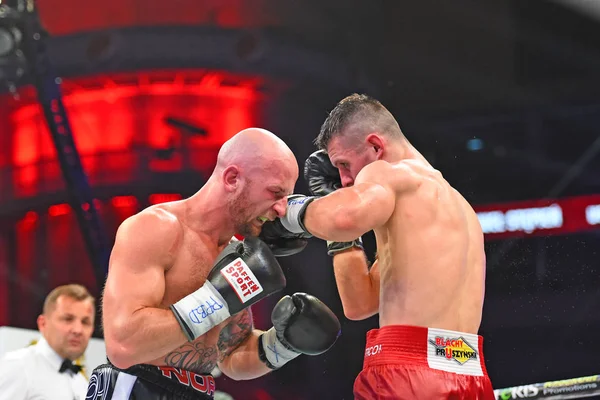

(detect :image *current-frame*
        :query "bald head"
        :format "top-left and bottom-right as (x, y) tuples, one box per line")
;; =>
(216, 128), (297, 175)
(210, 128), (298, 237)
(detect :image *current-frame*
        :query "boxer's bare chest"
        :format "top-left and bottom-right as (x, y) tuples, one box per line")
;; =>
(148, 232), (226, 374)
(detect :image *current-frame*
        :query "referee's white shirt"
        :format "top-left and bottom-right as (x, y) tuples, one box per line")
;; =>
(0, 337), (89, 400)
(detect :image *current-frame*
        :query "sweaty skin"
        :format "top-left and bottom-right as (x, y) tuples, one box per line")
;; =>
(304, 138), (485, 334)
(102, 128), (298, 380)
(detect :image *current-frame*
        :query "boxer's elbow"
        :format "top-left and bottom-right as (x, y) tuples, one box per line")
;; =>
(343, 305), (378, 321)
(341, 293), (379, 321)
(217, 358), (260, 381)
(218, 362), (243, 381)
(106, 339), (137, 369)
(329, 211), (367, 242)
(104, 319), (141, 368)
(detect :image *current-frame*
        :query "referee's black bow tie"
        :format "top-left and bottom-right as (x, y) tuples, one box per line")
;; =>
(59, 359), (82, 374)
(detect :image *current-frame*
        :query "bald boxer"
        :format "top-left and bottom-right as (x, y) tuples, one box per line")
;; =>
(88, 128), (341, 400)
(260, 96), (495, 399)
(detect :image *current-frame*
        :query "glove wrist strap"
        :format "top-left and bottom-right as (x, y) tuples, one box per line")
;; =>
(257, 333), (277, 370)
(280, 196), (315, 235)
(171, 282), (231, 341)
(259, 328), (300, 369)
(327, 237), (364, 256)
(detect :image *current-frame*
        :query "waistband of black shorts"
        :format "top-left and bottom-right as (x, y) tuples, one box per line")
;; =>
(110, 362), (216, 399)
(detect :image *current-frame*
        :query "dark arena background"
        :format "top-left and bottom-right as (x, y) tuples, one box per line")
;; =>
(1, 1), (600, 399)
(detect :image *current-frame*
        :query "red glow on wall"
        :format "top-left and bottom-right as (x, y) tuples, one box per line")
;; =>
(4, 70), (264, 199)
(149, 194), (183, 205)
(112, 196), (138, 208)
(48, 203), (71, 217)
(16, 211), (39, 231)
(15, 210), (39, 326)
(36, 0), (280, 36)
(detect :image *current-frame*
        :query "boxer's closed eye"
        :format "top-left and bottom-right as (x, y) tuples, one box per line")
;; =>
(269, 187), (285, 198)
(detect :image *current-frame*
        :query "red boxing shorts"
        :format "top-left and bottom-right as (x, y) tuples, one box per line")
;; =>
(354, 325), (495, 400)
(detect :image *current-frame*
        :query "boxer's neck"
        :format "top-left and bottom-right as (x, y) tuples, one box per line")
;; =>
(182, 181), (236, 246)
(390, 142), (431, 166)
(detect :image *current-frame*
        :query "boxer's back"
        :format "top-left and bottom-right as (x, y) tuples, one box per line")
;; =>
(375, 159), (485, 333)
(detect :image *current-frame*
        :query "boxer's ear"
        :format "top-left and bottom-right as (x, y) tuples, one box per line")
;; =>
(223, 165), (241, 192)
(365, 133), (385, 159)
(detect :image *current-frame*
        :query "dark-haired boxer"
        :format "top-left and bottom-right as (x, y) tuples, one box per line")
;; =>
(260, 96), (495, 399)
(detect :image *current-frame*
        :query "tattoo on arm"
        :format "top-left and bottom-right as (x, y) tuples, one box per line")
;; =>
(217, 309), (253, 362)
(164, 341), (218, 373)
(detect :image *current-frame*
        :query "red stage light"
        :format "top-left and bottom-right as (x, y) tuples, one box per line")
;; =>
(48, 203), (71, 217)
(111, 196), (138, 208)
(149, 193), (183, 205)
(4, 70), (262, 199)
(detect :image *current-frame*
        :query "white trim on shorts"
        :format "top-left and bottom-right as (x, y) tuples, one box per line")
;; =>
(426, 327), (484, 376)
(111, 372), (137, 400)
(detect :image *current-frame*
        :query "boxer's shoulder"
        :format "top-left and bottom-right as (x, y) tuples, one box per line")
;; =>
(120, 205), (182, 236)
(136, 204), (181, 224)
(356, 160), (417, 192)
(113, 206), (184, 268)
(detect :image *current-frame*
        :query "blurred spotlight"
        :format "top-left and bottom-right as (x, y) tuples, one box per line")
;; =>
(466, 138), (484, 151)
(0, 4), (27, 86)
(0, 25), (18, 56)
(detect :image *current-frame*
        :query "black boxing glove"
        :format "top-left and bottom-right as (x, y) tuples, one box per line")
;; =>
(171, 237), (286, 341)
(259, 195), (314, 257)
(304, 149), (342, 197)
(257, 236), (309, 258)
(258, 293), (341, 369)
(304, 150), (363, 256)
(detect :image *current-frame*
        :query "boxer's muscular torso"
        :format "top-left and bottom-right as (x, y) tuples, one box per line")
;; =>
(139, 204), (252, 374)
(371, 159), (485, 334)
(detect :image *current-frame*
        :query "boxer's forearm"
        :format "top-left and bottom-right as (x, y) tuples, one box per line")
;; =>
(218, 329), (272, 380)
(304, 183), (394, 242)
(105, 307), (188, 369)
(333, 250), (379, 321)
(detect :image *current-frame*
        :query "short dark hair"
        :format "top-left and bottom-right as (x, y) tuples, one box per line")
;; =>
(43, 284), (95, 315)
(314, 93), (403, 150)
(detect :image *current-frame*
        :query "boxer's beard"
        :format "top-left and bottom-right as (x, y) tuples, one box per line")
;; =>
(230, 185), (259, 237)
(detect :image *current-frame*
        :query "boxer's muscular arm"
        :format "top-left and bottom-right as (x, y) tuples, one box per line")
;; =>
(333, 249), (380, 320)
(216, 309), (272, 380)
(103, 210), (187, 369)
(303, 161), (398, 242)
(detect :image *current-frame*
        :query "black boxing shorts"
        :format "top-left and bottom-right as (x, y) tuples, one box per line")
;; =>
(85, 363), (216, 400)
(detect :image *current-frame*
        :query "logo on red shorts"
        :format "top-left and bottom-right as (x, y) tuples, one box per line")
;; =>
(364, 344), (382, 357)
(428, 336), (478, 365)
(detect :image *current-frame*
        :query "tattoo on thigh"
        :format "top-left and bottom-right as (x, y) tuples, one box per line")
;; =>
(217, 309), (253, 362)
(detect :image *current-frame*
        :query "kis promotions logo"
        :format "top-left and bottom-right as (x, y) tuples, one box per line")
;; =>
(428, 336), (478, 365)
(494, 385), (539, 399)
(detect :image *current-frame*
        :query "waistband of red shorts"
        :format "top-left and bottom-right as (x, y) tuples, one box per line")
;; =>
(363, 325), (488, 377)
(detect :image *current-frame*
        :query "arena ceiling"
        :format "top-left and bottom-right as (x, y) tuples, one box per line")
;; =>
(2, 0), (599, 206)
